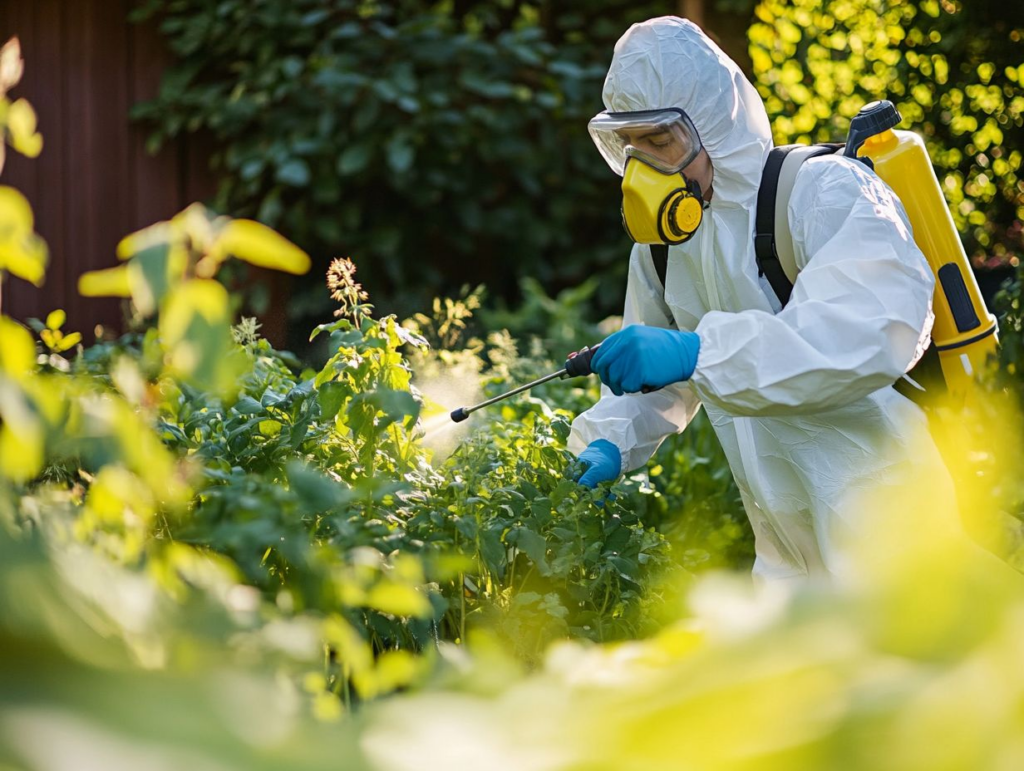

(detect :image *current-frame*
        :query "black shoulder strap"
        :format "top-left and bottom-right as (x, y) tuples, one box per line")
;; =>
(650, 243), (668, 293)
(754, 145), (800, 308)
(755, 143), (845, 309)
(646, 243), (676, 327)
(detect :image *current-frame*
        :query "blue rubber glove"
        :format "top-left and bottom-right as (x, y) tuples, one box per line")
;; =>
(591, 326), (700, 396)
(575, 439), (622, 489)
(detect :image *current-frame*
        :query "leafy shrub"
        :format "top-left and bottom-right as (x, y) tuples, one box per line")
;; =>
(3, 148), (707, 708)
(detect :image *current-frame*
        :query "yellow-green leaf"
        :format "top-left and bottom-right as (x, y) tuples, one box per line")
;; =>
(0, 420), (43, 482)
(0, 316), (35, 379)
(159, 279), (230, 344)
(258, 419), (282, 436)
(170, 203), (216, 257)
(158, 279), (242, 396)
(215, 219), (311, 275)
(45, 308), (65, 330)
(0, 231), (47, 286)
(116, 221), (172, 261)
(0, 188), (50, 285)
(126, 243), (173, 317)
(55, 331), (81, 352)
(0, 380), (43, 482)
(365, 581), (432, 618)
(0, 184), (31, 231)
(7, 98), (42, 158)
(373, 649), (422, 693)
(78, 264), (131, 297)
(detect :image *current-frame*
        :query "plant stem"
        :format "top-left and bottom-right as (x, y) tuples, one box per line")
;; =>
(459, 573), (466, 644)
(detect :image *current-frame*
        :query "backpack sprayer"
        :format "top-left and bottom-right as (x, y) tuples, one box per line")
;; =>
(450, 344), (602, 422)
(848, 101), (998, 403)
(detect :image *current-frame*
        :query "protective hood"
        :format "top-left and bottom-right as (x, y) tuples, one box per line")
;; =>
(602, 17), (772, 208)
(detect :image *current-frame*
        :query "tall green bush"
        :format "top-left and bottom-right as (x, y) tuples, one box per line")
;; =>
(132, 0), (670, 325)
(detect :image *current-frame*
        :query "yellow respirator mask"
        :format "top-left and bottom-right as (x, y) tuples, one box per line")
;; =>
(588, 107), (707, 245)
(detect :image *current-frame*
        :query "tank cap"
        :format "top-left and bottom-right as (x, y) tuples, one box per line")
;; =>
(844, 100), (902, 159)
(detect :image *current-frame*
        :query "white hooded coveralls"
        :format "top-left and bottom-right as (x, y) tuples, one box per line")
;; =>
(568, 18), (957, 583)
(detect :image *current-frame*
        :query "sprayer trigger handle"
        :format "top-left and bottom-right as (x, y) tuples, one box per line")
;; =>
(563, 342), (603, 379)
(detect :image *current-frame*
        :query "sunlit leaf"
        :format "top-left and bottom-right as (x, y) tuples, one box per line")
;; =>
(45, 309), (65, 330)
(0, 316), (35, 380)
(0, 233), (47, 286)
(365, 582), (432, 618)
(127, 243), (173, 316)
(86, 465), (155, 526)
(7, 98), (42, 158)
(159, 279), (242, 395)
(213, 218), (312, 275)
(373, 649), (421, 692)
(117, 221), (173, 261)
(0, 380), (43, 482)
(159, 279), (229, 343)
(78, 265), (131, 297)
(170, 203), (217, 259)
(323, 614), (373, 675)
(55, 331), (82, 351)
(0, 185), (48, 285)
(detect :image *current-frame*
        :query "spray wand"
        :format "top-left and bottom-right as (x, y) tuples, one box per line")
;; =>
(450, 343), (602, 423)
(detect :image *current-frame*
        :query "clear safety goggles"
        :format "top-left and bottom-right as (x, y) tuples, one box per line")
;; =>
(588, 108), (703, 177)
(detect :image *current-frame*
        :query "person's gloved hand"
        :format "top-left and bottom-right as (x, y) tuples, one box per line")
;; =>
(591, 326), (700, 396)
(575, 439), (621, 489)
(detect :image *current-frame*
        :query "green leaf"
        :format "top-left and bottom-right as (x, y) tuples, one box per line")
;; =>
(127, 243), (172, 317)
(512, 527), (549, 575)
(478, 527), (506, 578)
(386, 137), (415, 174)
(286, 461), (351, 511)
(275, 159), (311, 186)
(318, 381), (348, 422)
(337, 144), (372, 176)
(351, 388), (420, 430)
(233, 396), (263, 415)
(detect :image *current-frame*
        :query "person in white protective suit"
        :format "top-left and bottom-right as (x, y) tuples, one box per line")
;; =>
(568, 17), (960, 584)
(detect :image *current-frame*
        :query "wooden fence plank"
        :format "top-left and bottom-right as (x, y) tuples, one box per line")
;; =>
(0, 0), (208, 335)
(127, 4), (185, 231)
(0, 1), (282, 344)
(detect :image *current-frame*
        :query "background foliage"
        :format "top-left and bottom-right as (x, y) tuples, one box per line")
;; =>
(750, 0), (1024, 268)
(131, 0), (673, 334)
(133, 0), (1022, 337)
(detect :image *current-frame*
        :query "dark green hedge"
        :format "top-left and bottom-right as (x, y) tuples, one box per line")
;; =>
(132, 0), (677, 328)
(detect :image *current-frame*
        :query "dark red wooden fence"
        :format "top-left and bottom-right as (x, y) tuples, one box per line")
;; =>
(0, 0), (215, 336)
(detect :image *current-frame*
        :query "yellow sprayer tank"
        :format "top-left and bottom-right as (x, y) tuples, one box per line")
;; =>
(850, 101), (998, 404)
